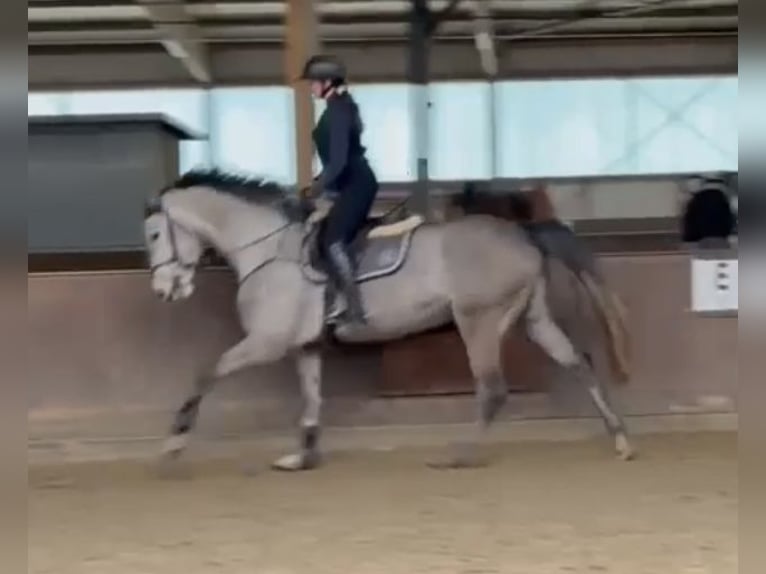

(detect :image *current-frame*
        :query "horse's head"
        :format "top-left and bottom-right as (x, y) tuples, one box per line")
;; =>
(144, 170), (305, 301)
(144, 197), (204, 302)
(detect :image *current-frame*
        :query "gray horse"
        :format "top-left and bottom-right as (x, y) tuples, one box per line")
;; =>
(144, 170), (634, 471)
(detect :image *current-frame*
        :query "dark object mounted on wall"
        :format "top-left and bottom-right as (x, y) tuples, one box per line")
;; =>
(681, 175), (735, 246)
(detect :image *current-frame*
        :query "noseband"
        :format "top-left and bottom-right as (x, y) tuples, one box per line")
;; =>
(148, 203), (294, 280)
(149, 210), (197, 275)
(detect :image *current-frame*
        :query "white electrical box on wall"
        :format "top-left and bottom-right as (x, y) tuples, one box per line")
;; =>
(691, 257), (738, 315)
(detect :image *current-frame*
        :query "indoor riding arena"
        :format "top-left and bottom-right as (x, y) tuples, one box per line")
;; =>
(29, 2), (738, 573)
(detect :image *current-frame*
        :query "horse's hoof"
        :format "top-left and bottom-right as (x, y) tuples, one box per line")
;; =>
(615, 433), (637, 461)
(617, 449), (637, 462)
(271, 451), (321, 472)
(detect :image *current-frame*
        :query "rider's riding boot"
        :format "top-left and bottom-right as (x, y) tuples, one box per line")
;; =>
(327, 242), (367, 325)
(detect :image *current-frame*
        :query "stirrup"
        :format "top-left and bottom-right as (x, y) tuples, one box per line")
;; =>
(326, 297), (347, 323)
(327, 301), (367, 326)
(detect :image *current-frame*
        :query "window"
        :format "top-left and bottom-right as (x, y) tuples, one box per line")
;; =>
(495, 79), (627, 178)
(624, 76), (738, 174)
(495, 75), (737, 178)
(28, 93), (67, 116)
(29, 75), (737, 186)
(212, 87), (295, 184)
(429, 82), (492, 180)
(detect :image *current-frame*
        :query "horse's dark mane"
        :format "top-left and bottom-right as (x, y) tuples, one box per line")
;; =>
(163, 168), (289, 205)
(158, 168), (312, 222)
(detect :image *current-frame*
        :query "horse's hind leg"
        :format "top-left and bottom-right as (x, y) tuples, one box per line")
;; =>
(525, 279), (635, 460)
(582, 359), (635, 460)
(430, 291), (530, 469)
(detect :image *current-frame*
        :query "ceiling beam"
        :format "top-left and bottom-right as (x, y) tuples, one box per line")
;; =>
(29, 12), (739, 45)
(29, 35), (738, 90)
(284, 0), (319, 189)
(473, 0), (497, 77)
(135, 0), (211, 83)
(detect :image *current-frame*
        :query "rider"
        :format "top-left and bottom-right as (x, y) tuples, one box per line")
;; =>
(302, 54), (379, 325)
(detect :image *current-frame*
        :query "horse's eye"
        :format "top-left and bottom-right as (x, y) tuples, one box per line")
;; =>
(150, 232), (160, 242)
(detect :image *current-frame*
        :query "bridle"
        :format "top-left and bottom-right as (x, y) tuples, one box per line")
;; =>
(149, 212), (197, 275)
(148, 203), (295, 283)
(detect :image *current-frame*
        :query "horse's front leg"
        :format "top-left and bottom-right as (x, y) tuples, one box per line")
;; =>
(272, 348), (323, 472)
(159, 336), (282, 471)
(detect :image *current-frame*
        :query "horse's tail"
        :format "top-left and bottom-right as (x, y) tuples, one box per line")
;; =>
(520, 221), (631, 384)
(579, 271), (632, 385)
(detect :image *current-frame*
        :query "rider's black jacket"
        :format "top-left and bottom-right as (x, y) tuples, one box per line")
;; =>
(313, 91), (378, 245)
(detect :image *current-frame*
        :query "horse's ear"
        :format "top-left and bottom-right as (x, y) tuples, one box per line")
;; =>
(144, 197), (162, 218)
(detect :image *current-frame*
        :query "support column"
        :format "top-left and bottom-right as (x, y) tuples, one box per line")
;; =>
(408, 0), (432, 218)
(474, 0), (498, 185)
(488, 81), (498, 184)
(285, 0), (319, 192)
(203, 87), (214, 167)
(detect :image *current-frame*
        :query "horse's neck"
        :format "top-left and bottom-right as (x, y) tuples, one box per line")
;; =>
(166, 188), (287, 273)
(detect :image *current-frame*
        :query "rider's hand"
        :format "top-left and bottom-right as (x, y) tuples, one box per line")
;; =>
(308, 196), (333, 225)
(309, 175), (324, 199)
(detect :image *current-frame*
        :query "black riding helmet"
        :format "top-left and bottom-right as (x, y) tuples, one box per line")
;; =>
(301, 55), (347, 84)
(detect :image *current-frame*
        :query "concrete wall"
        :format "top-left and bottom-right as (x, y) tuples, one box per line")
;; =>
(546, 179), (684, 222)
(28, 253), (736, 443)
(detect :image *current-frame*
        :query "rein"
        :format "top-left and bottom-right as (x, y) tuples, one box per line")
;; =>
(231, 221), (298, 286)
(150, 203), (295, 284)
(379, 197), (409, 221)
(149, 216), (197, 273)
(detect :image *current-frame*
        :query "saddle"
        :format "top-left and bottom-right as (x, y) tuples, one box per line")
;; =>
(302, 212), (424, 285)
